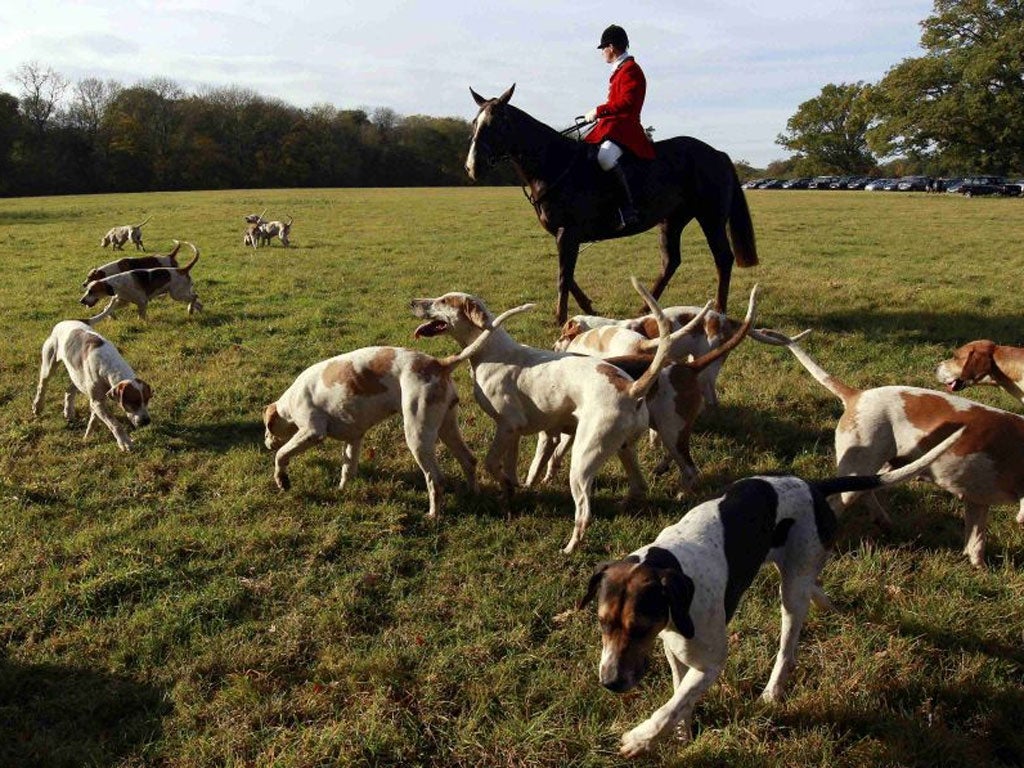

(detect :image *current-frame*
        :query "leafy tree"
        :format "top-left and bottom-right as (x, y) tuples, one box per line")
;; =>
(869, 0), (1024, 173)
(776, 82), (877, 174)
(0, 92), (21, 193)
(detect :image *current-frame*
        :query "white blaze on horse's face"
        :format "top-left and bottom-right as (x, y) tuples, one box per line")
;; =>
(466, 107), (492, 181)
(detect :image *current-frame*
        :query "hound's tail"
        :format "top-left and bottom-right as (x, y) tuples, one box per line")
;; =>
(813, 426), (965, 497)
(133, 215), (152, 229)
(636, 300), (713, 354)
(760, 331), (860, 404)
(686, 285), (759, 372)
(442, 303), (535, 368)
(167, 239), (182, 261)
(285, 215), (293, 227)
(179, 241), (200, 273)
(628, 278), (671, 400)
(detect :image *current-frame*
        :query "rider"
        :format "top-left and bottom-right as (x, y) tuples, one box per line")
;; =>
(584, 24), (655, 230)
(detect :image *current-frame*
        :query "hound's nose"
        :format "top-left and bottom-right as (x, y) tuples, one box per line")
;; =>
(601, 677), (631, 694)
(137, 415), (151, 428)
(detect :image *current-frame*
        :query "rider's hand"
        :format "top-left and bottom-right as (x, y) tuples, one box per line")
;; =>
(584, 108), (598, 123)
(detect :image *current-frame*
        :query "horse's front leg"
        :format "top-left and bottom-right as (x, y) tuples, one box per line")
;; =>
(555, 228), (594, 323)
(649, 215), (689, 302)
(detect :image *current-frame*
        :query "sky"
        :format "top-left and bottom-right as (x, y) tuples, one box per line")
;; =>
(0, 0), (935, 167)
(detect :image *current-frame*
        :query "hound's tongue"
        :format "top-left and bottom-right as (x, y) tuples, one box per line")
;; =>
(947, 380), (963, 392)
(414, 320), (449, 338)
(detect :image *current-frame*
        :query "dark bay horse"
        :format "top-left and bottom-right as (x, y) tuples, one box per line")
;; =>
(466, 84), (758, 324)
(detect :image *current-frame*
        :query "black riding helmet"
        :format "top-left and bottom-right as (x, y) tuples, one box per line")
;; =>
(597, 24), (629, 50)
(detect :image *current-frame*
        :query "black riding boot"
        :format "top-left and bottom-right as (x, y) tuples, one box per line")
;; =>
(610, 162), (640, 230)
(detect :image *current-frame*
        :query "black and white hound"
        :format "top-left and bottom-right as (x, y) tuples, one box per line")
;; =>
(578, 427), (962, 757)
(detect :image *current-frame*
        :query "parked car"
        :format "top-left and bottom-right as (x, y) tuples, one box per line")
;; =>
(781, 177), (811, 189)
(896, 175), (931, 191)
(742, 178), (765, 189)
(944, 178), (966, 193)
(956, 176), (1009, 197)
(864, 178), (893, 191)
(1002, 179), (1024, 196)
(808, 175), (838, 189)
(845, 176), (870, 190)
(760, 179), (785, 189)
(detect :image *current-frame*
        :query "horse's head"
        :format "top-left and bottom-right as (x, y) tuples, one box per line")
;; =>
(466, 84), (516, 180)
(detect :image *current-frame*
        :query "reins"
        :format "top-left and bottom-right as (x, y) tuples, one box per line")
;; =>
(521, 142), (587, 212)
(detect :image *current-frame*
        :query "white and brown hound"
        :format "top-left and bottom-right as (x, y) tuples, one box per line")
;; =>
(83, 240), (183, 287)
(80, 242), (202, 321)
(260, 216), (292, 247)
(100, 216), (151, 251)
(264, 304), (531, 518)
(936, 339), (1024, 405)
(558, 306), (806, 407)
(32, 320), (152, 451)
(770, 332), (1024, 567)
(528, 288), (762, 493)
(579, 431), (961, 757)
(411, 278), (672, 554)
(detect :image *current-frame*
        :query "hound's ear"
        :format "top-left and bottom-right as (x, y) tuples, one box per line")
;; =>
(960, 343), (995, 382)
(661, 569), (696, 638)
(560, 320), (582, 340)
(463, 298), (490, 330)
(140, 380), (152, 403)
(107, 382), (126, 401)
(263, 403), (279, 428)
(470, 87), (486, 107)
(498, 83), (515, 104)
(578, 561), (613, 609)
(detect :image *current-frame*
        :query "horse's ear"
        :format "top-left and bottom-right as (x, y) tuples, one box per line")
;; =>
(498, 83), (516, 104)
(470, 87), (486, 107)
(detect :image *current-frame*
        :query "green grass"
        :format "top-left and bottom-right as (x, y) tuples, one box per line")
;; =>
(1, 187), (1023, 766)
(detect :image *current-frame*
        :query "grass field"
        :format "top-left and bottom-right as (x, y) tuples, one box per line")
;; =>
(1, 187), (1023, 767)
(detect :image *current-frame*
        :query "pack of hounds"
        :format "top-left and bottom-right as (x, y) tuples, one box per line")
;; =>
(31, 211), (1024, 758)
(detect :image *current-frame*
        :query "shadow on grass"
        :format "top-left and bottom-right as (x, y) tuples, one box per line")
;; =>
(790, 308), (1023, 348)
(0, 658), (169, 767)
(775, 678), (1024, 766)
(154, 418), (263, 452)
(833, 488), (1024, 567)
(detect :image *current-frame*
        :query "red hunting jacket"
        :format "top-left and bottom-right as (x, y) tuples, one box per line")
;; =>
(585, 57), (656, 160)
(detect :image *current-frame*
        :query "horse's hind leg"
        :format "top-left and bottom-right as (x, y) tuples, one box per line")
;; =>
(699, 217), (735, 313)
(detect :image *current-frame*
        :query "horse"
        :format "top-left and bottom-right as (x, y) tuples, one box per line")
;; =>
(466, 84), (758, 324)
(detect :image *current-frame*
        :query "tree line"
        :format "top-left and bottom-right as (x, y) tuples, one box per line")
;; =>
(2, 1), (1019, 194)
(0, 67), (497, 197)
(774, 0), (1024, 178)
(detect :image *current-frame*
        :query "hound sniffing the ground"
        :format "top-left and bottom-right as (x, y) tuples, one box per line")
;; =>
(411, 278), (673, 554)
(265, 303), (532, 518)
(768, 331), (1024, 567)
(83, 239), (183, 286)
(100, 216), (152, 251)
(32, 320), (152, 451)
(80, 241), (202, 321)
(578, 430), (961, 758)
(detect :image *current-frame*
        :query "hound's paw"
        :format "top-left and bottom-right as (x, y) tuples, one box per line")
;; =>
(117, 439), (134, 452)
(760, 687), (782, 704)
(275, 472), (291, 491)
(620, 727), (655, 758)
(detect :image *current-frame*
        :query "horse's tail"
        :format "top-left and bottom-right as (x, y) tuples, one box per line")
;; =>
(728, 165), (758, 268)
